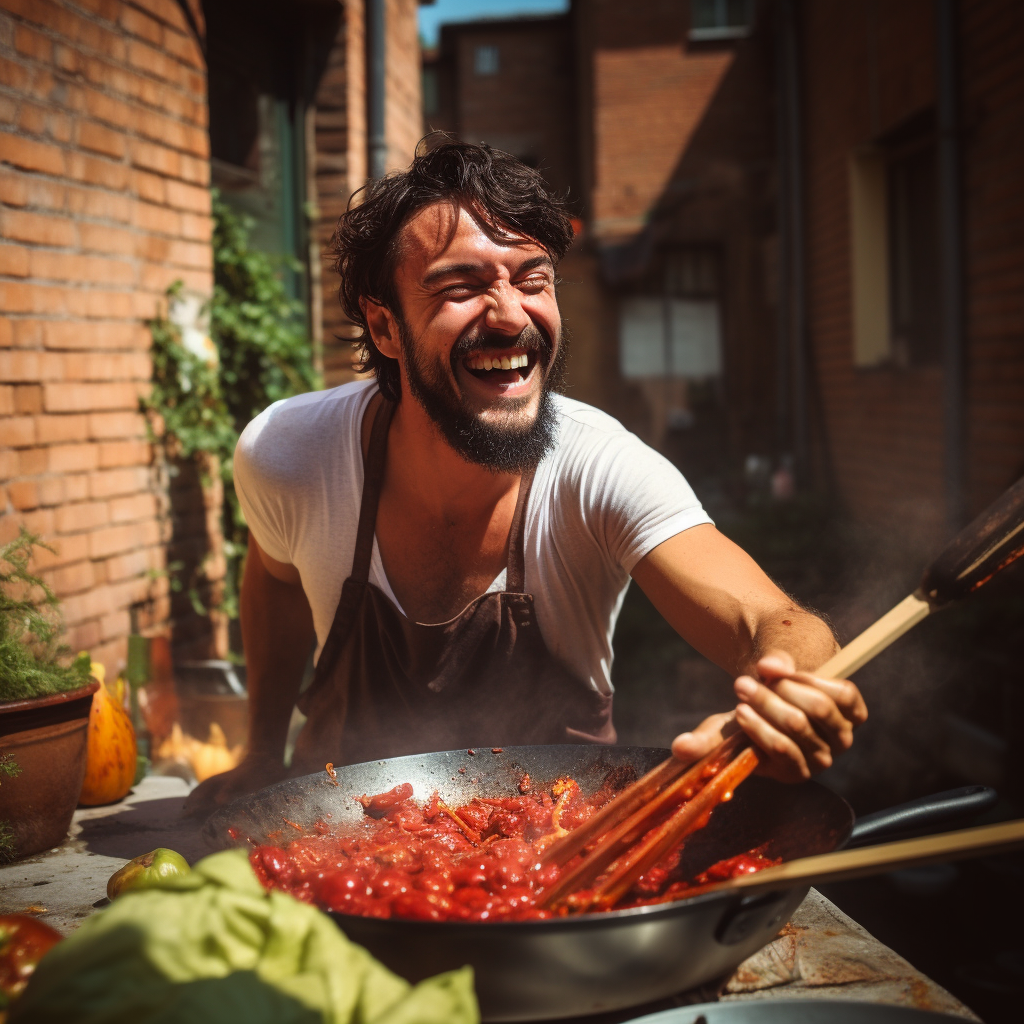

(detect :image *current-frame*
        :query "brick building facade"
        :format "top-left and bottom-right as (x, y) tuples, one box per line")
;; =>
(1, 0), (422, 680)
(424, 14), (578, 203)
(426, 0), (776, 459)
(800, 0), (1024, 535)
(427, 0), (1024, 536)
(314, 0), (422, 387)
(0, 0), (212, 678)
(566, 0), (776, 463)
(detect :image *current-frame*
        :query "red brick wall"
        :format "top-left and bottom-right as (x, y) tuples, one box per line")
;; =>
(801, 0), (946, 536)
(960, 0), (1024, 514)
(584, 0), (735, 240)
(315, 0), (422, 388)
(437, 17), (577, 202)
(312, 0), (362, 386)
(802, 0), (1024, 531)
(0, 0), (214, 679)
(562, 2), (777, 461)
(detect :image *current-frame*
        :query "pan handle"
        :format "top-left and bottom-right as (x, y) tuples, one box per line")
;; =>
(847, 785), (997, 848)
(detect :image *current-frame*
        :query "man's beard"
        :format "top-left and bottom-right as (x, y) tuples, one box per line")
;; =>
(397, 316), (568, 474)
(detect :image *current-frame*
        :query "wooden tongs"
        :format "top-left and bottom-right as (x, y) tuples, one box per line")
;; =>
(539, 474), (1024, 911)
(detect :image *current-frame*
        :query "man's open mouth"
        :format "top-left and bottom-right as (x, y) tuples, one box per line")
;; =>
(462, 346), (538, 386)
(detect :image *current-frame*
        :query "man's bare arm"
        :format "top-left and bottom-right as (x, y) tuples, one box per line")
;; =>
(631, 524), (836, 676)
(632, 524), (866, 782)
(184, 533), (315, 816)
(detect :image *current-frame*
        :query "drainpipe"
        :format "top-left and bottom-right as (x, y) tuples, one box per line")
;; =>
(777, 0), (809, 482)
(367, 0), (387, 180)
(937, 0), (965, 528)
(774, 1), (791, 459)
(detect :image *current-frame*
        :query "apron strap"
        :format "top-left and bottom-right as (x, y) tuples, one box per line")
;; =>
(506, 464), (537, 593)
(352, 396), (396, 583)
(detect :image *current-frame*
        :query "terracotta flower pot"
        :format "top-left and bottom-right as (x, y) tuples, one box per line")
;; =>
(0, 680), (100, 860)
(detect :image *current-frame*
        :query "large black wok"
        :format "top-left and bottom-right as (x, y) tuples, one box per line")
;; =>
(203, 746), (994, 1022)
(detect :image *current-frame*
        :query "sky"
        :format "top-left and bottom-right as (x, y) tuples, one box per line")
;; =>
(418, 0), (570, 48)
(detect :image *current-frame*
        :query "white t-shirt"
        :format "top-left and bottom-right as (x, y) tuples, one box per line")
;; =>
(234, 380), (712, 695)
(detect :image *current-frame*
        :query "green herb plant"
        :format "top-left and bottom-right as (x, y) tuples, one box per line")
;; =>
(0, 529), (91, 703)
(0, 754), (22, 863)
(143, 191), (318, 630)
(0, 529), (89, 861)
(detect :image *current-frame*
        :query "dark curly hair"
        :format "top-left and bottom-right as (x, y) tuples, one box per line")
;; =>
(328, 139), (575, 401)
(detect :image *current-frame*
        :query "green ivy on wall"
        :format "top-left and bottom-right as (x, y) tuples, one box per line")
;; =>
(144, 191), (319, 627)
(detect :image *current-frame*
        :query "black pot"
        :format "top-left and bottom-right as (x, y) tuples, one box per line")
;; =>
(204, 745), (994, 1022)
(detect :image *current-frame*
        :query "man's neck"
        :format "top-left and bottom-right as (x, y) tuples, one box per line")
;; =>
(367, 391), (526, 621)
(375, 392), (522, 518)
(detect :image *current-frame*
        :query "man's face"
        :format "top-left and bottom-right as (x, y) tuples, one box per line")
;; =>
(386, 202), (565, 472)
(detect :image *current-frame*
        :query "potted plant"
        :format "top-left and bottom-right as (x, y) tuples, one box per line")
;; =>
(0, 529), (97, 861)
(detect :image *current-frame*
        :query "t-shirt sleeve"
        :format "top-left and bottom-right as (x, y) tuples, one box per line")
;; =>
(232, 407), (294, 565)
(576, 425), (713, 574)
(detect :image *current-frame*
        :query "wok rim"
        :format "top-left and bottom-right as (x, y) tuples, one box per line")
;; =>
(208, 743), (854, 929)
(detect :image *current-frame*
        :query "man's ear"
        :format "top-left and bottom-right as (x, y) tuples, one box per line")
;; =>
(361, 299), (401, 361)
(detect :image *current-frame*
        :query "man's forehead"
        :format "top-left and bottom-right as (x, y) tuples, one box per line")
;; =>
(397, 202), (546, 269)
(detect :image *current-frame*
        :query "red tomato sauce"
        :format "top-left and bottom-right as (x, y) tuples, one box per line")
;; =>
(250, 779), (779, 922)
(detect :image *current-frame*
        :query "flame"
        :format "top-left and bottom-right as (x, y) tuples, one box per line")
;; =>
(156, 721), (243, 782)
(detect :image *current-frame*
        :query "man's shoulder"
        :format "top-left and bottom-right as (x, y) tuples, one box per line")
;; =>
(235, 380), (373, 484)
(543, 395), (663, 495)
(241, 381), (372, 445)
(551, 394), (631, 441)
(545, 394), (692, 497)
(549, 394), (648, 470)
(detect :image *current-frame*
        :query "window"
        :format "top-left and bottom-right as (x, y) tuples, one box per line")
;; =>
(473, 44), (500, 76)
(689, 0), (754, 41)
(619, 250), (721, 379)
(849, 148), (890, 367)
(889, 141), (940, 366)
(619, 298), (722, 379)
(422, 65), (439, 117)
(848, 115), (939, 368)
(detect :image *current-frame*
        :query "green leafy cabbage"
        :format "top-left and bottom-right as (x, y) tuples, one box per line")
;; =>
(12, 850), (478, 1024)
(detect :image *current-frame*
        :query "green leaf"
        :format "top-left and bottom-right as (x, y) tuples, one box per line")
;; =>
(142, 192), (320, 634)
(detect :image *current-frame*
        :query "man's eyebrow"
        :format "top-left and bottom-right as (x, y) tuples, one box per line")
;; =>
(422, 262), (486, 286)
(515, 255), (555, 275)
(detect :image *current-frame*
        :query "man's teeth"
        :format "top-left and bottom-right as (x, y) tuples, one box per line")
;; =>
(465, 353), (530, 371)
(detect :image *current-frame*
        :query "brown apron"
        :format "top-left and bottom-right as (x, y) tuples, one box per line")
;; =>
(291, 397), (615, 772)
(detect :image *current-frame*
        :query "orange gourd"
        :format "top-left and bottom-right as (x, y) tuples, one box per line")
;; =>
(78, 679), (137, 806)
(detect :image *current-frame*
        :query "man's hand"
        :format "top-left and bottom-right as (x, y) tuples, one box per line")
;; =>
(183, 754), (288, 819)
(672, 650), (868, 782)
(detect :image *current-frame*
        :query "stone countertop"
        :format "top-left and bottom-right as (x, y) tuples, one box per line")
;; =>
(0, 775), (207, 933)
(0, 776), (979, 1020)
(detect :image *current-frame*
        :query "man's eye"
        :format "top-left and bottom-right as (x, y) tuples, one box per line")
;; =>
(518, 277), (550, 291)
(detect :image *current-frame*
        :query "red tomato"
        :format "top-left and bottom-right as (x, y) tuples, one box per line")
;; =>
(0, 914), (63, 1005)
(256, 846), (297, 885)
(391, 891), (454, 921)
(360, 783), (414, 815)
(415, 872), (454, 895)
(450, 858), (489, 887)
(372, 871), (412, 898)
(373, 842), (420, 871)
(486, 858), (527, 890)
(317, 871), (372, 907)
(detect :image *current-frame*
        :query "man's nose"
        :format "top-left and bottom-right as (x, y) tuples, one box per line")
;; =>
(484, 280), (531, 334)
